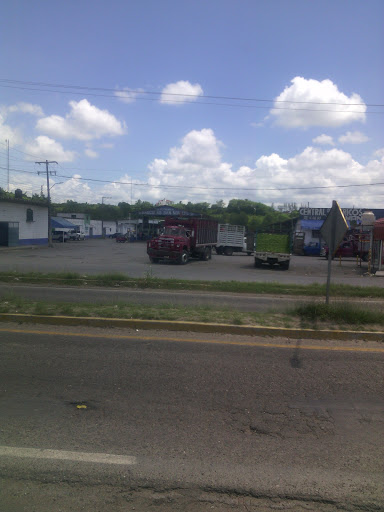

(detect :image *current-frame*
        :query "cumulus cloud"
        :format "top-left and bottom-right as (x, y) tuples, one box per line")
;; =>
(271, 77), (366, 128)
(85, 148), (99, 158)
(8, 102), (44, 117)
(36, 99), (126, 141)
(338, 131), (369, 144)
(114, 87), (144, 104)
(312, 134), (335, 146)
(160, 80), (203, 105)
(0, 113), (21, 143)
(24, 136), (76, 162)
(144, 129), (383, 207)
(373, 148), (384, 159)
(50, 175), (95, 203)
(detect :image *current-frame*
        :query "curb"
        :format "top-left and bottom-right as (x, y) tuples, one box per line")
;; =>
(1, 313), (384, 342)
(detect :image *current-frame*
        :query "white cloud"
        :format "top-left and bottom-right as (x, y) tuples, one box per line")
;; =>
(24, 136), (76, 162)
(85, 148), (99, 158)
(114, 87), (144, 104)
(271, 77), (366, 128)
(36, 99), (126, 141)
(160, 80), (203, 105)
(338, 131), (369, 144)
(50, 175), (94, 203)
(144, 129), (383, 207)
(13, 130), (383, 209)
(312, 134), (335, 146)
(8, 102), (44, 117)
(373, 148), (384, 159)
(0, 113), (21, 143)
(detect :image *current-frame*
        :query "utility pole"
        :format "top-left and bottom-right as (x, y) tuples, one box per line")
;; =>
(36, 160), (57, 247)
(5, 139), (9, 192)
(101, 196), (112, 238)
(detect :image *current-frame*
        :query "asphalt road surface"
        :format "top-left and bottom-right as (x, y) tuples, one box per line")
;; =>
(1, 238), (382, 287)
(1, 323), (383, 511)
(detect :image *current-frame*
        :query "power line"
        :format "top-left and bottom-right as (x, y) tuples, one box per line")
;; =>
(0, 80), (381, 114)
(1, 78), (381, 106)
(2, 165), (384, 192)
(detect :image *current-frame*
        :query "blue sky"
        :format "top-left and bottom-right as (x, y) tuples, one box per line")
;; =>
(0, 0), (383, 208)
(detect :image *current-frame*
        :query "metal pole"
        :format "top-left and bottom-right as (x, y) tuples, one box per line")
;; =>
(325, 200), (337, 305)
(36, 160), (57, 248)
(6, 139), (9, 192)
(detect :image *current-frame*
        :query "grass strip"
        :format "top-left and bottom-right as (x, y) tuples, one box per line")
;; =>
(1, 294), (383, 332)
(1, 270), (384, 298)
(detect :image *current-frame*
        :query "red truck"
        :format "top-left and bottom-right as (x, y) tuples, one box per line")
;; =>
(147, 218), (218, 264)
(323, 233), (370, 261)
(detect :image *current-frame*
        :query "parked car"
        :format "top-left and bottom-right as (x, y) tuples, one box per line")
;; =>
(116, 234), (128, 243)
(68, 229), (85, 241)
(52, 232), (69, 242)
(109, 232), (122, 239)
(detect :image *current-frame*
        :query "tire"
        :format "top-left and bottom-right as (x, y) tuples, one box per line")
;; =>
(149, 257), (159, 264)
(179, 250), (189, 265)
(201, 247), (211, 261)
(216, 247), (223, 255)
(247, 252), (252, 256)
(254, 258), (263, 268)
(224, 247), (233, 256)
(280, 260), (290, 270)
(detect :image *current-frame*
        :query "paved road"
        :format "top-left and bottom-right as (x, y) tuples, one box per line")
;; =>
(1, 323), (383, 511)
(0, 239), (382, 287)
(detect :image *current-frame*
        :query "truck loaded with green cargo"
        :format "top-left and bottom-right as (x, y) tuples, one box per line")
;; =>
(254, 232), (291, 270)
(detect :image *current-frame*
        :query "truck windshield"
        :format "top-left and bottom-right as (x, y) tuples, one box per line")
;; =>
(164, 226), (187, 237)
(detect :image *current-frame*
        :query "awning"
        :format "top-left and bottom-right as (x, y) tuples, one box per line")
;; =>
(51, 217), (77, 230)
(300, 220), (324, 230)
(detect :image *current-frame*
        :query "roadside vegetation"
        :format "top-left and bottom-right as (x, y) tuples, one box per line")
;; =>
(1, 270), (384, 298)
(0, 293), (383, 332)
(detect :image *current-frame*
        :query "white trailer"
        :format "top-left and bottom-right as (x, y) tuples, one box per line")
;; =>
(215, 224), (252, 255)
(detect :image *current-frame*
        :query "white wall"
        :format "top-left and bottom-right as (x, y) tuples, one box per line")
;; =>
(103, 221), (117, 236)
(0, 201), (48, 245)
(89, 219), (102, 237)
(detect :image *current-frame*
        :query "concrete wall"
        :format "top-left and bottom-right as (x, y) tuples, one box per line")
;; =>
(89, 219), (102, 237)
(0, 201), (48, 245)
(103, 221), (117, 236)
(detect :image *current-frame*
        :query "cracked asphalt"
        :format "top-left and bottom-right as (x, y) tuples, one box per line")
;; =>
(1, 323), (383, 511)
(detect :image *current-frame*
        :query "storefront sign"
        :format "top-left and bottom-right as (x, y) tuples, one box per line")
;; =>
(299, 207), (363, 222)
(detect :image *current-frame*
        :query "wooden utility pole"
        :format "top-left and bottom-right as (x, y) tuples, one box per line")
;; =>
(36, 160), (57, 247)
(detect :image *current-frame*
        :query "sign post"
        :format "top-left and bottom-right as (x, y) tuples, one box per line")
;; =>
(320, 200), (349, 304)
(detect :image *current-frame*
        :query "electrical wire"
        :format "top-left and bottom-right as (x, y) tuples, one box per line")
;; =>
(1, 78), (381, 106)
(0, 80), (381, 113)
(2, 165), (384, 192)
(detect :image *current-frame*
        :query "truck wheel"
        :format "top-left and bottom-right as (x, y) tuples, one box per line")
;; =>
(202, 247), (211, 261)
(280, 261), (290, 270)
(224, 247), (233, 256)
(179, 250), (189, 265)
(215, 247), (223, 255)
(149, 257), (159, 264)
(254, 258), (263, 268)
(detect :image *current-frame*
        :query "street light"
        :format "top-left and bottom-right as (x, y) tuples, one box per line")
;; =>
(50, 182), (64, 191)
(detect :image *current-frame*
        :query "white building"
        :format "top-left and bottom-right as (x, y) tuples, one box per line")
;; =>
(57, 212), (90, 237)
(0, 198), (48, 247)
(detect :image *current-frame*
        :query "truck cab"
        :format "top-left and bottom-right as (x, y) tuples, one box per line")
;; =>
(147, 218), (217, 264)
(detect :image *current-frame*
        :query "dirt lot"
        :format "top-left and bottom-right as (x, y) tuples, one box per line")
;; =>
(0, 238), (382, 287)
